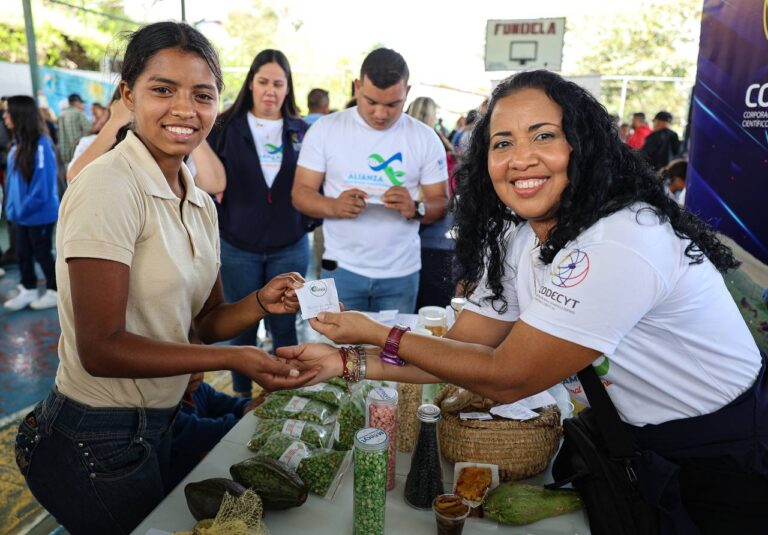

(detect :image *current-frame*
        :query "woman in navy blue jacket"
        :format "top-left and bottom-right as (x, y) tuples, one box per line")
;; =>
(3, 96), (59, 311)
(208, 50), (312, 396)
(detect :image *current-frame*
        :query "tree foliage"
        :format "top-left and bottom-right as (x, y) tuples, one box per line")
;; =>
(566, 0), (703, 132)
(0, 0), (135, 71)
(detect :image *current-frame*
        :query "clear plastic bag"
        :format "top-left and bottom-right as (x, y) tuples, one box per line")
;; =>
(335, 380), (386, 450)
(273, 382), (349, 408)
(248, 417), (334, 451)
(254, 395), (337, 425)
(255, 433), (352, 499)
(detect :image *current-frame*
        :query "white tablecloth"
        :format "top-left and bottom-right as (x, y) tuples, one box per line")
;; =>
(132, 410), (590, 535)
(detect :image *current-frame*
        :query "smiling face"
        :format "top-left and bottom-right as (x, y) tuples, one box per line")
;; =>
(355, 76), (409, 130)
(487, 88), (571, 240)
(250, 62), (288, 120)
(122, 48), (219, 173)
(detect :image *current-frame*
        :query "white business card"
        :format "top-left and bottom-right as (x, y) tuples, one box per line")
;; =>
(295, 278), (341, 320)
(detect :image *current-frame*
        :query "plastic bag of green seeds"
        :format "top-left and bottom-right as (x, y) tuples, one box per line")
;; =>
(248, 417), (334, 451)
(253, 395), (338, 425)
(334, 380), (390, 450)
(255, 433), (352, 499)
(273, 382), (349, 407)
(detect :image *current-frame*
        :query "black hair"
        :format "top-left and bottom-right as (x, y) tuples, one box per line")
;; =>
(654, 110), (673, 123)
(632, 112), (645, 121)
(68, 93), (83, 105)
(6, 95), (44, 182)
(307, 88), (329, 111)
(115, 21), (223, 145)
(465, 109), (479, 126)
(665, 159), (688, 181)
(360, 48), (409, 88)
(453, 70), (738, 313)
(219, 49), (299, 126)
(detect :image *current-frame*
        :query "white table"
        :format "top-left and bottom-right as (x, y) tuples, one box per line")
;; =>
(132, 411), (590, 535)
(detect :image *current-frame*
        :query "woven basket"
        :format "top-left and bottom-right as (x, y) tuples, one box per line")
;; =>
(435, 386), (562, 481)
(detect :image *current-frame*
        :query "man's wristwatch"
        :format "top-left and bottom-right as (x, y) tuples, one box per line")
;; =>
(379, 324), (410, 366)
(410, 200), (426, 220)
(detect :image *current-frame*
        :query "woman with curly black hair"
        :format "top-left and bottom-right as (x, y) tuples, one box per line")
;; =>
(282, 70), (767, 533)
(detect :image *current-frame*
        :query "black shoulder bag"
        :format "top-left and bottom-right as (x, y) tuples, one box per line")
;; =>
(547, 366), (659, 535)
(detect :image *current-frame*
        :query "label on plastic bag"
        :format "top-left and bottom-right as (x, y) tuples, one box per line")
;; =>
(302, 383), (326, 393)
(490, 403), (540, 421)
(459, 412), (493, 420)
(282, 419), (307, 438)
(279, 441), (310, 469)
(284, 396), (310, 413)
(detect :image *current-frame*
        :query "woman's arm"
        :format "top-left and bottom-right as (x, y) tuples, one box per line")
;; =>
(192, 272), (303, 344)
(305, 311), (600, 403)
(69, 258), (317, 390)
(278, 310), (516, 386)
(189, 140), (226, 195)
(66, 99), (132, 183)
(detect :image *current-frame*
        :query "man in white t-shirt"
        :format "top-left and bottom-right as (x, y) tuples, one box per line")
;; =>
(293, 49), (448, 313)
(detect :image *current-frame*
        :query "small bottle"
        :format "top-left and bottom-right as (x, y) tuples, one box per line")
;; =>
(404, 404), (444, 509)
(354, 427), (388, 535)
(367, 386), (398, 491)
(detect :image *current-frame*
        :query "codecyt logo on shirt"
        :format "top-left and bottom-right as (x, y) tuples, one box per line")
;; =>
(551, 249), (590, 288)
(368, 152), (405, 186)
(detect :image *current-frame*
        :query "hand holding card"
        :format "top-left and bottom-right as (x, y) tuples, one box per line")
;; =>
(295, 278), (341, 320)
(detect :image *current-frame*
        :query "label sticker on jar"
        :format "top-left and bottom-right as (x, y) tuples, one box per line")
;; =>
(356, 427), (388, 447)
(284, 396), (310, 413)
(279, 441), (310, 469)
(369, 386), (397, 402)
(282, 419), (307, 437)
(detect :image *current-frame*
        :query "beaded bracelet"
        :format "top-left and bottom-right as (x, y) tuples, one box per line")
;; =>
(339, 346), (359, 382)
(352, 345), (367, 381)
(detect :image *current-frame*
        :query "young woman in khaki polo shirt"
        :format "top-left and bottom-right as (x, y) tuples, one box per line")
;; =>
(14, 22), (319, 535)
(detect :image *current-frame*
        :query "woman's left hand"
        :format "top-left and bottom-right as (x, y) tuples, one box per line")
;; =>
(258, 272), (304, 315)
(276, 343), (344, 385)
(309, 311), (385, 345)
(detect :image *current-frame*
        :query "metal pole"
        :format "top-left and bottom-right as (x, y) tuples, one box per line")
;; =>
(618, 77), (629, 121)
(181, 0), (186, 22)
(22, 0), (41, 99)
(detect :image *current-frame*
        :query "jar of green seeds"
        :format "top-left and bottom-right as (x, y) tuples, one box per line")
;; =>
(353, 427), (388, 535)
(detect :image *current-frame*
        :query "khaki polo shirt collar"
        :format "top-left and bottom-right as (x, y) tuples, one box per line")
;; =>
(120, 130), (207, 208)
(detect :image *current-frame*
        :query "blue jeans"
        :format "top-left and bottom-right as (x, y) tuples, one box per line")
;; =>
(321, 266), (419, 314)
(15, 390), (178, 535)
(220, 235), (309, 394)
(17, 223), (57, 290)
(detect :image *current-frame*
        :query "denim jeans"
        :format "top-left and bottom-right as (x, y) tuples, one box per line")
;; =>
(15, 389), (177, 535)
(321, 266), (419, 314)
(220, 235), (309, 394)
(17, 223), (57, 290)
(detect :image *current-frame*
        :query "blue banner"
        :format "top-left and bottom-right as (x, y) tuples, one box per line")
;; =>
(39, 66), (115, 116)
(687, 0), (768, 264)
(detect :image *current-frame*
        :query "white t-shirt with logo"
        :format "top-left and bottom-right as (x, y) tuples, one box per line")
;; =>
(297, 107), (448, 278)
(247, 113), (283, 189)
(464, 204), (761, 426)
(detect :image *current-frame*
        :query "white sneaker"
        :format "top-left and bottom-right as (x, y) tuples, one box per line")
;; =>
(4, 285), (39, 311)
(30, 289), (58, 310)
